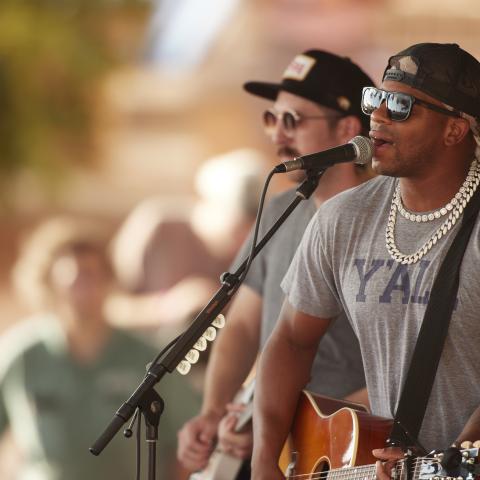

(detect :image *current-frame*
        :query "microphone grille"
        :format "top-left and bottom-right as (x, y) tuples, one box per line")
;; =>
(349, 136), (373, 165)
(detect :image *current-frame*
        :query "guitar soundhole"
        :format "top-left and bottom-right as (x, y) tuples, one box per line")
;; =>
(311, 458), (330, 479)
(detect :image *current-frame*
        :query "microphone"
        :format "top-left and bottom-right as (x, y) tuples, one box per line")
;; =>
(273, 135), (373, 173)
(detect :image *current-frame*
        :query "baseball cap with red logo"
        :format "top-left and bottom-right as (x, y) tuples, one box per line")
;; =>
(244, 49), (375, 130)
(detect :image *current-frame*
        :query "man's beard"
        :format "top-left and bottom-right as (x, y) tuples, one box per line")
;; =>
(277, 146), (300, 160)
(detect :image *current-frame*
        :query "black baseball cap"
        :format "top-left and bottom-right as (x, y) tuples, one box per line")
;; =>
(243, 49), (375, 131)
(383, 43), (480, 118)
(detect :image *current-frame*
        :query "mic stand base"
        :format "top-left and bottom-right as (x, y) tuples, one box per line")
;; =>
(138, 387), (164, 480)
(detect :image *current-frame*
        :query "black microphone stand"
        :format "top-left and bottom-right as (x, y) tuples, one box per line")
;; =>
(90, 170), (323, 479)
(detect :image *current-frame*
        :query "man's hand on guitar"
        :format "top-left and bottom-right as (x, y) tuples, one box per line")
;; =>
(373, 447), (404, 480)
(177, 412), (221, 471)
(218, 403), (253, 459)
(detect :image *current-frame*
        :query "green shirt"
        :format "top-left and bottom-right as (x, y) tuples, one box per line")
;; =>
(0, 314), (201, 480)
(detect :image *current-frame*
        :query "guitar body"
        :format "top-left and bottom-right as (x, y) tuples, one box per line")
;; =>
(282, 391), (393, 476)
(192, 389), (392, 480)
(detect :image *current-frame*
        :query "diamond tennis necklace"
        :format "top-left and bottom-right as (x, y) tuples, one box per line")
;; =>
(386, 158), (480, 265)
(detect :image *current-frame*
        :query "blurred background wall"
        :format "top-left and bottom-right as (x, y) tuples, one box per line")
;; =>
(1, 0), (480, 327)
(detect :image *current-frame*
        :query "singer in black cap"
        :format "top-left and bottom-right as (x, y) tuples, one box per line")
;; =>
(177, 49), (376, 476)
(251, 42), (480, 480)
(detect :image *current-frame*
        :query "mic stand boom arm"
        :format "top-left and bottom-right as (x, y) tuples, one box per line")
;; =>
(89, 170), (322, 461)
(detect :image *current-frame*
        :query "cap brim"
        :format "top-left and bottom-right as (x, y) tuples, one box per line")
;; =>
(243, 81), (281, 101)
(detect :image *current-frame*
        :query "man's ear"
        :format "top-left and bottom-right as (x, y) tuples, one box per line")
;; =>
(336, 115), (363, 143)
(444, 117), (471, 146)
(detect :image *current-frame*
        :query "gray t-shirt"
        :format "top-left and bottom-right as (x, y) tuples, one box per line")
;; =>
(233, 188), (366, 397)
(282, 175), (480, 451)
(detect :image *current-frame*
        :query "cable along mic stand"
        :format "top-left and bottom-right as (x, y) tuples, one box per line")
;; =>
(90, 169), (323, 479)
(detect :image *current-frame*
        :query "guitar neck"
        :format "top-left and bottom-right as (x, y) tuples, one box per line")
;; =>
(234, 401), (253, 433)
(324, 449), (478, 480)
(232, 379), (255, 433)
(325, 458), (422, 480)
(326, 462), (376, 480)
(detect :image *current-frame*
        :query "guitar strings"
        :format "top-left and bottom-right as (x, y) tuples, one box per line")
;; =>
(285, 458), (442, 480)
(287, 468), (375, 480)
(288, 464), (436, 480)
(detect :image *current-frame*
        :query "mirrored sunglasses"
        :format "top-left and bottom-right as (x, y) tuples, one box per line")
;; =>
(361, 86), (460, 122)
(262, 108), (342, 134)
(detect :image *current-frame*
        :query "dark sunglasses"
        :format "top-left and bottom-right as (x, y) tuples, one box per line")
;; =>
(361, 86), (460, 122)
(262, 108), (342, 134)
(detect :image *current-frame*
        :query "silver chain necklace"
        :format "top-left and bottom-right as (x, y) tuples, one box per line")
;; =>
(386, 157), (480, 265)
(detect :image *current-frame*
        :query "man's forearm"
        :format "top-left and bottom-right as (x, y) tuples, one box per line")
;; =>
(252, 331), (317, 466)
(252, 308), (330, 468)
(200, 287), (262, 417)
(344, 387), (370, 410)
(201, 322), (258, 416)
(456, 405), (480, 445)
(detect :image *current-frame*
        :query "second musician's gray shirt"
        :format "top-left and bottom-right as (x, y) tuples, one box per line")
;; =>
(232, 187), (366, 397)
